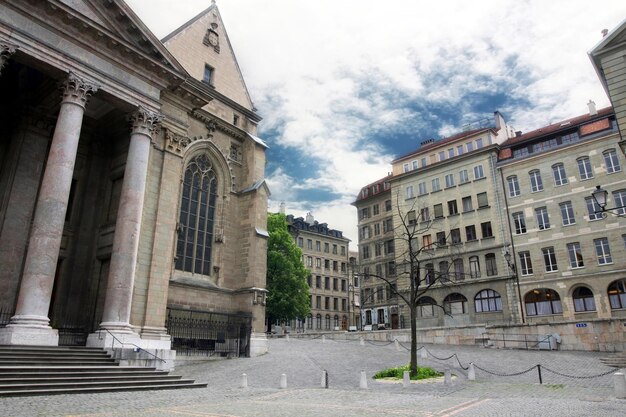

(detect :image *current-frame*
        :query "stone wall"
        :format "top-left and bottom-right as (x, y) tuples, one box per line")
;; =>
(314, 318), (626, 352)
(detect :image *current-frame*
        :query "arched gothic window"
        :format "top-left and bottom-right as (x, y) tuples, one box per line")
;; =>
(175, 154), (218, 275)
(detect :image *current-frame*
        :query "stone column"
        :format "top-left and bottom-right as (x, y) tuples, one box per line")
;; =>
(0, 72), (97, 346)
(0, 42), (17, 75)
(95, 107), (161, 337)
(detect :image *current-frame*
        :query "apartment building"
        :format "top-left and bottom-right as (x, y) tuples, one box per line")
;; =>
(388, 112), (521, 328)
(286, 214), (351, 331)
(352, 176), (401, 329)
(497, 105), (626, 323)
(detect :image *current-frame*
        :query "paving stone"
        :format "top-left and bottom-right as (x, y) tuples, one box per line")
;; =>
(0, 337), (623, 416)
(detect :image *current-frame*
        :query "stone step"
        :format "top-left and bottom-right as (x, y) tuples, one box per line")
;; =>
(0, 365), (154, 372)
(0, 350), (110, 358)
(0, 374), (183, 384)
(0, 377), (195, 391)
(0, 360), (118, 366)
(0, 370), (169, 378)
(0, 345), (205, 396)
(0, 382), (208, 397)
(0, 345), (102, 352)
(0, 355), (115, 361)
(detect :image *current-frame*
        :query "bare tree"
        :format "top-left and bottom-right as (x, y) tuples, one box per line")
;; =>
(359, 193), (463, 377)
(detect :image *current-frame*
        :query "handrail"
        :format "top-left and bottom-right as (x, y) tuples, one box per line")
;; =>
(97, 328), (166, 363)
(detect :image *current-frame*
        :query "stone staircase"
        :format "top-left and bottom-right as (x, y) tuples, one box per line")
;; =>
(0, 345), (207, 396)
(600, 351), (626, 369)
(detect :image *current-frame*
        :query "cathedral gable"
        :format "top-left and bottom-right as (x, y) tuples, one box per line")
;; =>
(162, 4), (255, 111)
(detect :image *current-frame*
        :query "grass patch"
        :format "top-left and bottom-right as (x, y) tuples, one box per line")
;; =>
(374, 364), (443, 381)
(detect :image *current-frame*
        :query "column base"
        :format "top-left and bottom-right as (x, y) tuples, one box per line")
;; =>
(249, 332), (269, 357)
(86, 328), (142, 349)
(0, 323), (59, 346)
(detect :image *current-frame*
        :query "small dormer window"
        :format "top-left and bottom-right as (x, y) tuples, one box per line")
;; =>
(203, 65), (214, 86)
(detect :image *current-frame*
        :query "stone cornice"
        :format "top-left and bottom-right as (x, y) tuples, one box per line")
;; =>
(190, 109), (246, 142)
(0, 41), (17, 73)
(187, 78), (262, 123)
(10, 0), (185, 87)
(164, 129), (191, 155)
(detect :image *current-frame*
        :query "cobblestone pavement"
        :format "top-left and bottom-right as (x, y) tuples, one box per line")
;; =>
(1, 337), (624, 416)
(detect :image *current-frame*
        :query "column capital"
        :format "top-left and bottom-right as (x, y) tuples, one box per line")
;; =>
(0, 42), (18, 74)
(59, 72), (99, 108)
(130, 106), (163, 139)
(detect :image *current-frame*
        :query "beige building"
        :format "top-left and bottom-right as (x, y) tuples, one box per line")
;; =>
(286, 214), (352, 331)
(0, 1), (269, 362)
(387, 112), (521, 328)
(589, 19), (626, 147)
(497, 105), (626, 324)
(352, 175), (402, 329)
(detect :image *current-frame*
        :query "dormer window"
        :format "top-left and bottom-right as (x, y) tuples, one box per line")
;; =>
(203, 65), (214, 86)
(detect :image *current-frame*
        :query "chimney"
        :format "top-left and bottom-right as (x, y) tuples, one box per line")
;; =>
(494, 111), (506, 132)
(279, 202), (286, 214)
(587, 100), (597, 116)
(305, 212), (314, 224)
(515, 131), (522, 137)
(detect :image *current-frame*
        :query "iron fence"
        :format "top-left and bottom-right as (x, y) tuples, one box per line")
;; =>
(166, 307), (252, 357)
(0, 306), (12, 327)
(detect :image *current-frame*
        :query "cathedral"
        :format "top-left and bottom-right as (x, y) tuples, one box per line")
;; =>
(0, 0), (269, 364)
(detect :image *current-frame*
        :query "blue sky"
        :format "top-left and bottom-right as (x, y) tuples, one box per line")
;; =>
(128, 0), (626, 244)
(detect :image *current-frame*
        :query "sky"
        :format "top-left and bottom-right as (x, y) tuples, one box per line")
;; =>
(126, 0), (626, 244)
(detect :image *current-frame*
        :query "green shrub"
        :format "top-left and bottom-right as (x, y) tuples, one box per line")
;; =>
(374, 364), (443, 380)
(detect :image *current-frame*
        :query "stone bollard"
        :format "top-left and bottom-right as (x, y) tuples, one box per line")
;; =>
(395, 339), (400, 351)
(280, 373), (287, 389)
(360, 370), (368, 389)
(285, 334), (290, 342)
(241, 373), (248, 388)
(420, 348), (428, 359)
(321, 370), (328, 388)
(614, 372), (626, 399)
(360, 337), (364, 346)
(444, 368), (452, 385)
(403, 371), (410, 388)
(322, 335), (326, 344)
(468, 363), (476, 381)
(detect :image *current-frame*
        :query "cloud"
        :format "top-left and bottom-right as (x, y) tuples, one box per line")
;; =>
(127, 0), (626, 243)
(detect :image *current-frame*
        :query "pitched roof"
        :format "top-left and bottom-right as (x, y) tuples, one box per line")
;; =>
(392, 127), (492, 163)
(501, 107), (614, 147)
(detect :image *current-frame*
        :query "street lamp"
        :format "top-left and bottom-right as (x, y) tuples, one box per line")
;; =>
(504, 250), (525, 324)
(591, 185), (625, 217)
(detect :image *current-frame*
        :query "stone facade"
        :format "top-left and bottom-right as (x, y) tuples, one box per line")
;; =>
(0, 1), (269, 362)
(285, 214), (352, 331)
(354, 113), (520, 330)
(352, 176), (402, 329)
(498, 107), (626, 326)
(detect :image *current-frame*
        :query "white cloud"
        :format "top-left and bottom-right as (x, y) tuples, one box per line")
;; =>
(127, 0), (626, 244)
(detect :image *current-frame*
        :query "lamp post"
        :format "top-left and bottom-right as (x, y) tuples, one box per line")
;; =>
(504, 250), (525, 324)
(591, 185), (625, 217)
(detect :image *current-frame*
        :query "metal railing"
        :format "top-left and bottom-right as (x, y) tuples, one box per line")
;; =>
(97, 328), (165, 363)
(482, 332), (557, 350)
(165, 307), (252, 358)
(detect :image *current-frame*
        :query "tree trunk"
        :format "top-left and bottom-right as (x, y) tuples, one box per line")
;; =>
(409, 305), (418, 376)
